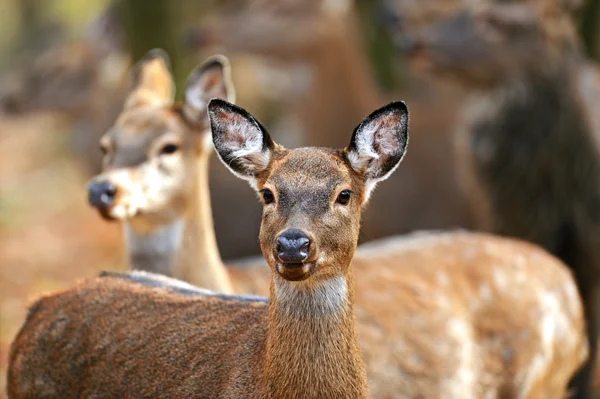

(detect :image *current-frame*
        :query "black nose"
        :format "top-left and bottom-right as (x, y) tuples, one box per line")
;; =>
(87, 180), (117, 208)
(276, 229), (311, 264)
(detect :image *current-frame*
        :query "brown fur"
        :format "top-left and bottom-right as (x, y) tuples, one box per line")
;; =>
(8, 98), (588, 398)
(382, 1), (600, 397)
(7, 233), (588, 398)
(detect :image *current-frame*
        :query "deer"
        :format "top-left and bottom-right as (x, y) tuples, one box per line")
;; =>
(85, 50), (272, 294)
(9, 95), (588, 398)
(379, 0), (600, 397)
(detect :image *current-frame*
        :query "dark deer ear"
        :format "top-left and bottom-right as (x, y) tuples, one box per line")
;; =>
(183, 55), (236, 124)
(208, 99), (276, 182)
(124, 49), (174, 109)
(346, 101), (409, 198)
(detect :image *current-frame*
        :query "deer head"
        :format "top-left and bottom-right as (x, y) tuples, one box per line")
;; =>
(87, 49), (235, 227)
(208, 99), (408, 282)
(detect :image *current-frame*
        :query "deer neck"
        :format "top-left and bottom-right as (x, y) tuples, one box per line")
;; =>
(124, 151), (233, 293)
(261, 271), (367, 398)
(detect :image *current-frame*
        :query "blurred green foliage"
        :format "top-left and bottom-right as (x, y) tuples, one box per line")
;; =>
(578, 0), (600, 60)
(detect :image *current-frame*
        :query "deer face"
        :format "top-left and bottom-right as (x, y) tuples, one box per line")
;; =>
(209, 100), (408, 282)
(87, 50), (235, 226)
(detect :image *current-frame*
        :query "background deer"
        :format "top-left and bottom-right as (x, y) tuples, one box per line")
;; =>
(379, 0), (600, 397)
(84, 50), (268, 294)
(9, 98), (588, 398)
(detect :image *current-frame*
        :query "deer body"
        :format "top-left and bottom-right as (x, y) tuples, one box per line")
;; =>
(8, 270), (365, 398)
(458, 60), (600, 399)
(9, 77), (588, 398)
(8, 232), (587, 399)
(86, 52), (248, 293)
(383, 3), (600, 397)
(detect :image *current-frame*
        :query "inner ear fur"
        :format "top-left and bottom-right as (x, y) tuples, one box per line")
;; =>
(346, 101), (409, 182)
(183, 54), (236, 124)
(208, 99), (276, 181)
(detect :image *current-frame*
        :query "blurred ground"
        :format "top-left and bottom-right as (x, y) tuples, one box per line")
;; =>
(0, 114), (124, 396)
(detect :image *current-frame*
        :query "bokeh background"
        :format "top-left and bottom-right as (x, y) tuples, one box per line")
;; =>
(0, 0), (598, 396)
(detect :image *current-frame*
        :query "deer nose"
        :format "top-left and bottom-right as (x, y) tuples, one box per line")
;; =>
(276, 229), (311, 264)
(87, 180), (117, 208)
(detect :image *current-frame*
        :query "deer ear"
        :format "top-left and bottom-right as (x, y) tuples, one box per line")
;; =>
(183, 54), (236, 124)
(124, 49), (174, 109)
(346, 101), (409, 199)
(208, 99), (275, 181)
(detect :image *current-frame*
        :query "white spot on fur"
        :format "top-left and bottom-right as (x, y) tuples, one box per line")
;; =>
(442, 318), (477, 399)
(436, 271), (449, 286)
(517, 289), (582, 398)
(479, 283), (492, 302)
(492, 267), (508, 290)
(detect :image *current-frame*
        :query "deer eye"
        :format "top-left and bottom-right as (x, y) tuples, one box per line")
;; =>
(260, 189), (274, 204)
(336, 190), (352, 205)
(160, 143), (179, 155)
(99, 143), (109, 155)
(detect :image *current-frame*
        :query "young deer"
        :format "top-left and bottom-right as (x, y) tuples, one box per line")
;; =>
(84, 50), (268, 294)
(9, 99), (588, 398)
(381, 1), (600, 397)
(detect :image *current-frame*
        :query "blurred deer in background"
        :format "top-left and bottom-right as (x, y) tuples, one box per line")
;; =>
(185, 0), (474, 256)
(380, 0), (600, 397)
(0, 3), (129, 176)
(14, 71), (589, 396)
(85, 51), (272, 294)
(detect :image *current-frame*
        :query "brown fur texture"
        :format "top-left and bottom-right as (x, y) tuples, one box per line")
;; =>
(381, 1), (600, 397)
(9, 99), (587, 398)
(7, 232), (588, 399)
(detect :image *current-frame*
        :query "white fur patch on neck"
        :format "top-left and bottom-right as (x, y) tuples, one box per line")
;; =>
(124, 219), (185, 275)
(274, 275), (348, 318)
